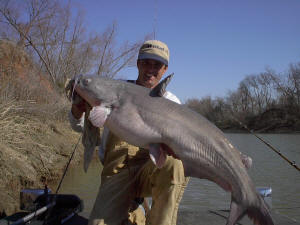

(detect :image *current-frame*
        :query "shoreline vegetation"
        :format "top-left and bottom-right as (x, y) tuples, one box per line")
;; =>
(0, 0), (299, 216)
(185, 75), (300, 134)
(0, 100), (84, 216)
(0, 39), (299, 217)
(0, 39), (84, 216)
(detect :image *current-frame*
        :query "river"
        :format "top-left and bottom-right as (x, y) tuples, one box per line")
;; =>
(58, 133), (300, 222)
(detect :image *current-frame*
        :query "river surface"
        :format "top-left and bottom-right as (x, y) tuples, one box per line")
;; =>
(58, 133), (300, 222)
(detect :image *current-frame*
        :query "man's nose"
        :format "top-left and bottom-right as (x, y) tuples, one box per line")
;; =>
(147, 64), (157, 72)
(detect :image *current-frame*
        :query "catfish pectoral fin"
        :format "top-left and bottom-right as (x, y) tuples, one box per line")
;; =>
(88, 105), (111, 128)
(149, 143), (167, 168)
(83, 108), (100, 172)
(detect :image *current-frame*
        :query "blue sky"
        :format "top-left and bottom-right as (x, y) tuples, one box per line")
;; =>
(71, 0), (300, 102)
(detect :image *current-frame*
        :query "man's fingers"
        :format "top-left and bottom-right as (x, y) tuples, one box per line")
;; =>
(72, 91), (84, 105)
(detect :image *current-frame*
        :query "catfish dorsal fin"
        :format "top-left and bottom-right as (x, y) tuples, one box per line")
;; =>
(149, 73), (174, 97)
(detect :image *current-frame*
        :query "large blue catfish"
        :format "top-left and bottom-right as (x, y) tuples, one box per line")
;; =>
(71, 74), (274, 225)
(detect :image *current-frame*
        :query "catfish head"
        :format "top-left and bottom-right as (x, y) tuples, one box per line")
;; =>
(73, 74), (119, 108)
(71, 74), (174, 128)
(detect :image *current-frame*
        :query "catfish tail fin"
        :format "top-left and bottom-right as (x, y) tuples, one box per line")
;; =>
(247, 194), (274, 225)
(226, 195), (274, 225)
(226, 200), (246, 225)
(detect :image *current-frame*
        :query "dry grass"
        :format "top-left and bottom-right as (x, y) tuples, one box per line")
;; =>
(0, 101), (30, 146)
(0, 39), (60, 104)
(0, 40), (85, 215)
(0, 99), (73, 150)
(0, 99), (82, 215)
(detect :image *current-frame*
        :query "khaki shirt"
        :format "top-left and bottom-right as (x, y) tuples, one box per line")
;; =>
(101, 132), (149, 177)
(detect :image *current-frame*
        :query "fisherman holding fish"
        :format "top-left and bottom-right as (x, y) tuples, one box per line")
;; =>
(69, 40), (189, 225)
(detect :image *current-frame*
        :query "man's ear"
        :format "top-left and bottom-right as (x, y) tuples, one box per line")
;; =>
(163, 65), (168, 73)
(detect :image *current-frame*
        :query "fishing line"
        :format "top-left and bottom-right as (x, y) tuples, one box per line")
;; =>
(55, 77), (83, 194)
(55, 134), (82, 194)
(71, 74), (82, 104)
(153, 0), (158, 39)
(224, 114), (300, 219)
(230, 114), (300, 173)
(272, 206), (300, 210)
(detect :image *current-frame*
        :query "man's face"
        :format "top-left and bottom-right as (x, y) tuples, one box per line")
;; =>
(136, 59), (168, 88)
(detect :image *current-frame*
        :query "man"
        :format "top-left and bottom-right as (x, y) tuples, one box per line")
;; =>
(69, 40), (189, 225)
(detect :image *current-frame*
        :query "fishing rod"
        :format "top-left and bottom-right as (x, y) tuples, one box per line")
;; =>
(231, 116), (300, 173)
(32, 133), (81, 225)
(55, 133), (82, 194)
(10, 202), (56, 225)
(153, 0), (158, 39)
(55, 76), (85, 194)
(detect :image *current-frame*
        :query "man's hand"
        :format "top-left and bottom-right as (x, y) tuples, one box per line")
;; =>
(71, 100), (87, 119)
(71, 90), (89, 119)
(65, 77), (88, 119)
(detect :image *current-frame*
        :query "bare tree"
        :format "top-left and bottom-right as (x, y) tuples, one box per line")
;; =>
(93, 22), (142, 78)
(1, 0), (155, 90)
(237, 80), (253, 113)
(268, 64), (300, 111)
(226, 90), (243, 114)
(186, 96), (217, 121)
(0, 0), (65, 84)
(287, 63), (300, 107)
(236, 73), (275, 114)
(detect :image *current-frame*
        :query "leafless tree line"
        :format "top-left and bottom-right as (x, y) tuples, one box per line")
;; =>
(186, 62), (300, 130)
(0, 0), (145, 88)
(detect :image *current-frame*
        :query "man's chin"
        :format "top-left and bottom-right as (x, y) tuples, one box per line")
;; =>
(143, 80), (154, 88)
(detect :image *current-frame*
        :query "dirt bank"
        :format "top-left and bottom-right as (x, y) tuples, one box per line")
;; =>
(0, 105), (84, 216)
(0, 39), (87, 216)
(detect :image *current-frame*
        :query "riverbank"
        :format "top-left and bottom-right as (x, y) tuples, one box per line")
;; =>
(222, 128), (300, 134)
(0, 101), (84, 217)
(216, 107), (300, 134)
(0, 39), (87, 217)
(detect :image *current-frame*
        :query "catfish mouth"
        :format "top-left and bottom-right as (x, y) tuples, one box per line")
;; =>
(74, 84), (101, 107)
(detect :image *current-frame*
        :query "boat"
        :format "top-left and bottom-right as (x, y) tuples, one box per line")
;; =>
(0, 188), (87, 225)
(3, 186), (298, 225)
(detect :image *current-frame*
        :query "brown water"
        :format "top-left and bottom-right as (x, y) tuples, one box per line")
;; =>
(58, 133), (300, 222)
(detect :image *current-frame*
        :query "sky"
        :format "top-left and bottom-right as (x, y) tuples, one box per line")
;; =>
(71, 0), (300, 102)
